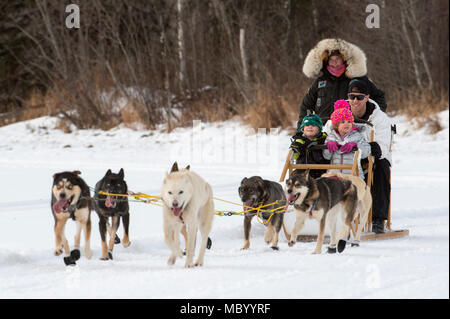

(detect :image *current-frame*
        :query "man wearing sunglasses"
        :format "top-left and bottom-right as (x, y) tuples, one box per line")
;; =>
(347, 79), (393, 234)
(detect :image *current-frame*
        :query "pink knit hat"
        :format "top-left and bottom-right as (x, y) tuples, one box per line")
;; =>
(330, 107), (354, 126)
(334, 99), (350, 110)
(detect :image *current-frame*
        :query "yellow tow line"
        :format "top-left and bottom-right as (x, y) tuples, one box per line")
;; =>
(97, 191), (293, 225)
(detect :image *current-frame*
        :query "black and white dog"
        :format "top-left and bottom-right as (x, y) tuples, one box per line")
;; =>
(285, 170), (358, 254)
(51, 171), (92, 266)
(94, 169), (131, 260)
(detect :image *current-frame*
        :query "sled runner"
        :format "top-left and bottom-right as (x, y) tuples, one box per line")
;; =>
(280, 131), (409, 242)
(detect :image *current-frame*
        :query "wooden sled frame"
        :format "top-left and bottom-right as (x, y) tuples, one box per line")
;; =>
(279, 131), (409, 242)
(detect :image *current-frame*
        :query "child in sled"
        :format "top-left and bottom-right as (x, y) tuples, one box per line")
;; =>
(323, 100), (371, 176)
(290, 113), (329, 179)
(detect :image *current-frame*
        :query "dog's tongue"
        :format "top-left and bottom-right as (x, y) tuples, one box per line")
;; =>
(172, 207), (183, 217)
(53, 199), (70, 214)
(105, 196), (116, 208)
(287, 194), (298, 205)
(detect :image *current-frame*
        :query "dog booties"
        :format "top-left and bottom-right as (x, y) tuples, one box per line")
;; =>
(63, 248), (81, 266)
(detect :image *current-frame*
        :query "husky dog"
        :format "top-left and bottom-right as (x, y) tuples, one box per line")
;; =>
(239, 176), (286, 250)
(321, 172), (372, 252)
(161, 162), (215, 267)
(285, 170), (358, 254)
(51, 171), (92, 265)
(94, 168), (131, 260)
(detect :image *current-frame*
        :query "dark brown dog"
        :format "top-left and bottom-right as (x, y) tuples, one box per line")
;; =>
(238, 176), (286, 250)
(93, 169), (130, 260)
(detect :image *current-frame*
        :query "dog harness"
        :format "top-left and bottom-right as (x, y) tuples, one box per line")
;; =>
(324, 176), (353, 195)
(308, 199), (318, 216)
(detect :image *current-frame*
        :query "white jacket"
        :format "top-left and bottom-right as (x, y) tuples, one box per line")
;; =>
(323, 126), (371, 176)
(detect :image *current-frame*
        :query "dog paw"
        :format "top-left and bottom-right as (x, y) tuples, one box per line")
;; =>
(167, 256), (176, 265)
(63, 256), (76, 266)
(327, 246), (337, 254)
(100, 256), (109, 261)
(288, 241), (295, 247)
(194, 261), (203, 267)
(184, 263), (194, 268)
(70, 249), (81, 261)
(311, 250), (322, 255)
(108, 251), (113, 260)
(271, 246), (279, 251)
(337, 240), (347, 253)
(84, 249), (93, 259)
(122, 240), (131, 248)
(114, 235), (121, 244)
(54, 248), (63, 256)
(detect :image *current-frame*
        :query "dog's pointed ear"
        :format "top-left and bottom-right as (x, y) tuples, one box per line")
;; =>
(303, 169), (310, 178)
(106, 169), (112, 176)
(185, 165), (190, 170)
(170, 162), (179, 173)
(241, 177), (248, 185)
(72, 170), (81, 176)
(119, 168), (124, 178)
(253, 176), (265, 191)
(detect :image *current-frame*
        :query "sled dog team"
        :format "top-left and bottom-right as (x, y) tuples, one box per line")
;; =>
(51, 161), (371, 267)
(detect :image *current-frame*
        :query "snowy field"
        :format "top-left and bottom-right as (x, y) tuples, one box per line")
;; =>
(0, 111), (448, 299)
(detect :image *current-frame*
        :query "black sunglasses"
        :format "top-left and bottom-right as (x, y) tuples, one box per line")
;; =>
(348, 93), (366, 101)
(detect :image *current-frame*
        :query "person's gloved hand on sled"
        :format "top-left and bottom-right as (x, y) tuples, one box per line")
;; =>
(369, 141), (382, 160)
(326, 141), (340, 154)
(340, 142), (357, 154)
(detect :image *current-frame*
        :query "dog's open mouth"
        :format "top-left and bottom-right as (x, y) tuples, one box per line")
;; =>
(105, 195), (117, 208)
(171, 204), (184, 217)
(287, 193), (300, 205)
(53, 195), (74, 214)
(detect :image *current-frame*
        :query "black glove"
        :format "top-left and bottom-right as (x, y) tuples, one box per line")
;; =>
(369, 142), (382, 160)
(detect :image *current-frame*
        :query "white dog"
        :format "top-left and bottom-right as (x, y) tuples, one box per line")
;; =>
(161, 162), (215, 267)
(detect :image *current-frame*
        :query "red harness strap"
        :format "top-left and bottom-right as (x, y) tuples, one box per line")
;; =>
(325, 176), (344, 181)
(325, 176), (352, 195)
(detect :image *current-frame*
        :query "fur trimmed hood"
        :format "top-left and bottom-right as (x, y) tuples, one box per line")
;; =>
(302, 39), (367, 79)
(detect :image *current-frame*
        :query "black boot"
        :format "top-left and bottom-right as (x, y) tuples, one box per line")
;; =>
(373, 219), (385, 234)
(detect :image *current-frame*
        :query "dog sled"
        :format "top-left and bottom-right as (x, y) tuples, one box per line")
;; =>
(279, 130), (409, 242)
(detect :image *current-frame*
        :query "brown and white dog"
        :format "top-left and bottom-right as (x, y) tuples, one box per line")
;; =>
(321, 172), (372, 251)
(161, 162), (215, 267)
(51, 171), (92, 265)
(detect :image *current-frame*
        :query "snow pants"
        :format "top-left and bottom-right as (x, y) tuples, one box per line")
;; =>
(365, 158), (391, 221)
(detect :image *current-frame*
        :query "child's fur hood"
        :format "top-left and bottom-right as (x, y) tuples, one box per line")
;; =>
(302, 38), (367, 79)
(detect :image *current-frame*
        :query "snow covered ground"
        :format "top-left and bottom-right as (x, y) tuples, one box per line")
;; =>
(0, 111), (448, 299)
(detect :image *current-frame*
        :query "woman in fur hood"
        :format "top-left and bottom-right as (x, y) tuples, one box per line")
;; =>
(297, 39), (386, 129)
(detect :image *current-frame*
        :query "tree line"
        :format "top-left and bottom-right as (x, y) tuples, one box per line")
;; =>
(0, 0), (448, 129)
